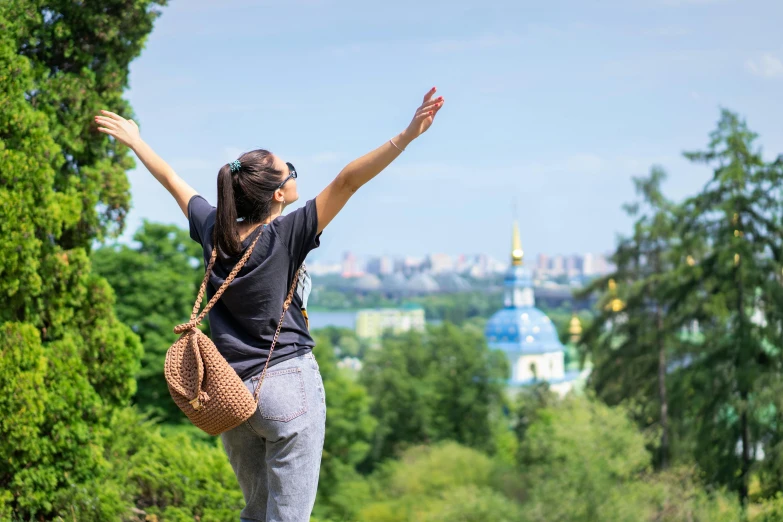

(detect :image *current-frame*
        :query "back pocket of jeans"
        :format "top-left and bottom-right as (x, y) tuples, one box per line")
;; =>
(255, 367), (307, 422)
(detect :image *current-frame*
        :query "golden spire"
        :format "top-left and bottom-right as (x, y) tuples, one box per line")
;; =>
(568, 314), (583, 344)
(511, 221), (524, 266)
(606, 278), (626, 313)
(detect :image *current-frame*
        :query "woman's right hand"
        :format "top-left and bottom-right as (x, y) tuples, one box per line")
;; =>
(402, 87), (445, 142)
(95, 110), (142, 149)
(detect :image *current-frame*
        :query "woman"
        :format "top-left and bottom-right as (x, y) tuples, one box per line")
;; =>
(94, 87), (444, 522)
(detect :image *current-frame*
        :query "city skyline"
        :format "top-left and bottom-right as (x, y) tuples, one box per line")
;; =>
(309, 249), (614, 280)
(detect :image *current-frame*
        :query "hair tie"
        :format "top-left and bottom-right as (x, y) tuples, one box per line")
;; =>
(229, 160), (241, 174)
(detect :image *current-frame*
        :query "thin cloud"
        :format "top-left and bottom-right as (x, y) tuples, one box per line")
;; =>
(746, 53), (783, 78)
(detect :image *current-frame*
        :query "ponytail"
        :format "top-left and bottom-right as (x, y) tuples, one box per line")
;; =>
(214, 163), (243, 258)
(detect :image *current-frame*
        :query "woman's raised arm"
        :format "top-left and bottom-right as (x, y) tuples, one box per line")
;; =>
(314, 87), (444, 234)
(95, 110), (197, 217)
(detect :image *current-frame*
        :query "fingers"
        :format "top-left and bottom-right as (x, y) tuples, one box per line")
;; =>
(418, 96), (443, 112)
(100, 109), (124, 121)
(415, 98), (444, 118)
(413, 109), (434, 122)
(97, 127), (116, 136)
(422, 86), (437, 104)
(96, 112), (139, 134)
(95, 116), (119, 129)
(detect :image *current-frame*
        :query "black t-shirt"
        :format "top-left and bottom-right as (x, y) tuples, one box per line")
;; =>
(188, 194), (322, 381)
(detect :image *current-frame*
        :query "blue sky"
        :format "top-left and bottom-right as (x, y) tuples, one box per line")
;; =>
(123, 0), (783, 263)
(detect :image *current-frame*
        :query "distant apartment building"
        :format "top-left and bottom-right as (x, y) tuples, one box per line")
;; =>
(427, 253), (454, 274)
(455, 254), (468, 273)
(536, 253), (550, 274)
(355, 306), (426, 340)
(530, 252), (613, 280)
(341, 251), (363, 278)
(564, 255), (577, 277)
(565, 254), (584, 278)
(395, 256), (425, 276)
(582, 253), (595, 276)
(549, 255), (565, 276)
(366, 256), (393, 276)
(592, 253), (611, 275)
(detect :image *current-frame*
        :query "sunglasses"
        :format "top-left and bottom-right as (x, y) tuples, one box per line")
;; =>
(278, 162), (297, 189)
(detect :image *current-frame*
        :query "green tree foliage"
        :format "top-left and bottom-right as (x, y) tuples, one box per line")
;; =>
(310, 334), (378, 521)
(753, 493), (783, 521)
(578, 168), (688, 468)
(519, 395), (653, 520)
(360, 323), (509, 466)
(309, 286), (503, 326)
(348, 400), (742, 522)
(54, 408), (243, 521)
(518, 396), (742, 522)
(310, 287), (397, 311)
(313, 325), (373, 360)
(357, 442), (525, 522)
(674, 111), (783, 501)
(20, 0), (166, 247)
(672, 111), (783, 501)
(411, 291), (504, 324)
(509, 382), (558, 444)
(0, 1), (164, 518)
(581, 110), (783, 504)
(101, 409), (244, 522)
(0, 322), (111, 518)
(93, 222), (204, 423)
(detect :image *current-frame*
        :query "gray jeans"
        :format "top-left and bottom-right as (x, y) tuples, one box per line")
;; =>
(221, 352), (326, 522)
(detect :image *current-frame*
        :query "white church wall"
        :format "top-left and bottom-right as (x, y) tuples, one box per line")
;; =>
(515, 352), (565, 382)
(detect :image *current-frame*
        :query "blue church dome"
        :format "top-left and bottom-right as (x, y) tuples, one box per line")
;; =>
(486, 306), (563, 354)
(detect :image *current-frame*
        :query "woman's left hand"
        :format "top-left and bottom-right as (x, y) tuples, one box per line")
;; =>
(402, 87), (445, 142)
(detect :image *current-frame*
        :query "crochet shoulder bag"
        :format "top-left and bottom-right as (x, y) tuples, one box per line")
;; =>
(164, 228), (301, 436)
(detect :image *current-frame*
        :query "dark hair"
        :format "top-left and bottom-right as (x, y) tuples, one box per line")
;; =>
(213, 149), (284, 258)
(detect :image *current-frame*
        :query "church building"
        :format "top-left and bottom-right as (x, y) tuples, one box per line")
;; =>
(485, 222), (583, 395)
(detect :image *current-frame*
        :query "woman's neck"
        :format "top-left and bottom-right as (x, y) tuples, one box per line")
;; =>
(237, 206), (284, 239)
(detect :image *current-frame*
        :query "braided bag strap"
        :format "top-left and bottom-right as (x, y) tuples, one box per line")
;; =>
(174, 227), (264, 335)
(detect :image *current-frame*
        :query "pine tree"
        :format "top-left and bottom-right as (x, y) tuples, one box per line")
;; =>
(674, 110), (783, 502)
(579, 167), (689, 469)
